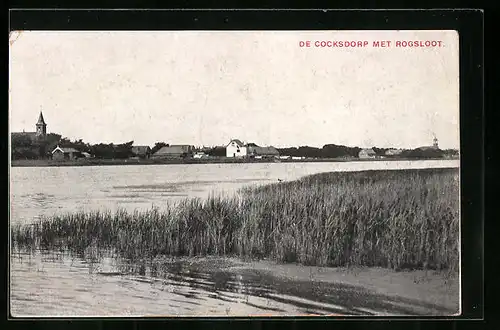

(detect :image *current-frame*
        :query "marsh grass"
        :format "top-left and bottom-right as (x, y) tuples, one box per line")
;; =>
(11, 168), (459, 271)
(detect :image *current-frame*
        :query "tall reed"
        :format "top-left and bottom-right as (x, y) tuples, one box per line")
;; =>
(11, 168), (460, 271)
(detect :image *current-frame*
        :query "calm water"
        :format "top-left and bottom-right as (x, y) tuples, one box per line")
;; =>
(10, 160), (459, 225)
(10, 160), (459, 317)
(10, 251), (458, 317)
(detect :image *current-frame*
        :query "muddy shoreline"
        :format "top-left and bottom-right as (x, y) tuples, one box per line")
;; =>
(161, 256), (460, 314)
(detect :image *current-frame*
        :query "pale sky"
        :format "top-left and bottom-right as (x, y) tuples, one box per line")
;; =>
(9, 30), (459, 149)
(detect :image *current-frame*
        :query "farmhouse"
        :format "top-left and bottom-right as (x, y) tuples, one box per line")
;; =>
(358, 148), (376, 159)
(245, 143), (259, 157)
(250, 146), (280, 159)
(51, 146), (82, 160)
(226, 139), (247, 158)
(152, 145), (195, 159)
(226, 140), (280, 159)
(131, 146), (152, 159)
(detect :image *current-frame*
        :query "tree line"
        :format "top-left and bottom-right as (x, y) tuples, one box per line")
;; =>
(276, 144), (458, 159)
(10, 134), (459, 160)
(11, 134), (137, 160)
(11, 133), (62, 160)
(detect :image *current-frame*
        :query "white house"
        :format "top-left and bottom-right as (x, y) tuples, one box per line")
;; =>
(385, 149), (403, 156)
(358, 148), (377, 159)
(226, 139), (248, 158)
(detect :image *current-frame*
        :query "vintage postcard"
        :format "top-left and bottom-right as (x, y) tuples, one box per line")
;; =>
(9, 30), (460, 317)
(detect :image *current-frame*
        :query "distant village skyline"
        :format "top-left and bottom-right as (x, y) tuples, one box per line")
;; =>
(10, 31), (460, 149)
(11, 110), (453, 151)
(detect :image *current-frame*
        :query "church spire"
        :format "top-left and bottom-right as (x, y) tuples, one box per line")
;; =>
(36, 111), (47, 137)
(37, 111), (46, 125)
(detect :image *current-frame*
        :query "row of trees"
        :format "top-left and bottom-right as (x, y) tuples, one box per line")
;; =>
(11, 135), (187, 160)
(202, 144), (458, 159)
(276, 144), (458, 159)
(11, 134), (459, 161)
(11, 133), (62, 160)
(11, 134), (138, 160)
(277, 144), (362, 158)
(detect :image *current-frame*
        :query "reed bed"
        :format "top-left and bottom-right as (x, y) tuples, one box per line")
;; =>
(11, 168), (460, 271)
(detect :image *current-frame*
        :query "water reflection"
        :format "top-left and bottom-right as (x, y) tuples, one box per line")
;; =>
(10, 250), (457, 317)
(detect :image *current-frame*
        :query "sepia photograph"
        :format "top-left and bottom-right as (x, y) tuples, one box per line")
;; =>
(9, 30), (460, 317)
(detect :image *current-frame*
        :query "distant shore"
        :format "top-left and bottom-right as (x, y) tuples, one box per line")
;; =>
(10, 157), (458, 167)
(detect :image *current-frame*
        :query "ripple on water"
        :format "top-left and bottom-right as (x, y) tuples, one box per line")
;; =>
(10, 249), (459, 317)
(10, 252), (333, 316)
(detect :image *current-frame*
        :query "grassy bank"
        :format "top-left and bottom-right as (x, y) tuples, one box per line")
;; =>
(11, 168), (459, 271)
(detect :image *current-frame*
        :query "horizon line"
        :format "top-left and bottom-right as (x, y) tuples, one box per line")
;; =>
(9, 131), (458, 150)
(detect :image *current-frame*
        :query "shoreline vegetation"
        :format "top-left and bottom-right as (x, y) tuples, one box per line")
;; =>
(10, 156), (458, 167)
(11, 168), (459, 273)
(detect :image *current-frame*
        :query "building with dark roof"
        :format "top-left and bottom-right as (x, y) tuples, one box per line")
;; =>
(152, 145), (195, 159)
(131, 146), (152, 159)
(247, 145), (279, 158)
(226, 139), (280, 158)
(51, 146), (82, 160)
(255, 146), (279, 157)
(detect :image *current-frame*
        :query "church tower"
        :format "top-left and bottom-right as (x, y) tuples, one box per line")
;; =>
(433, 135), (439, 149)
(36, 111), (47, 137)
